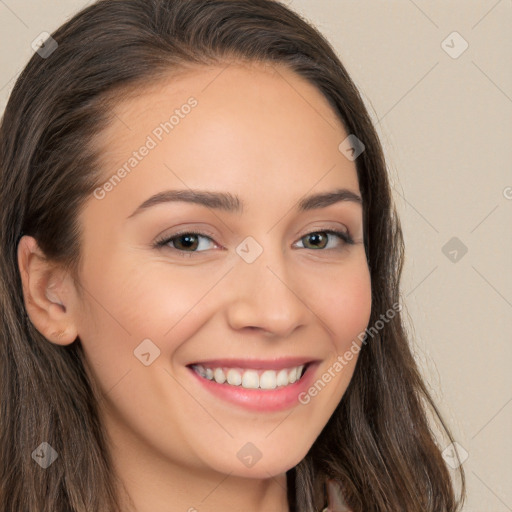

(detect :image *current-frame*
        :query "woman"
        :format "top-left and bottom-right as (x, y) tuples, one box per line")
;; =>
(0, 1), (466, 511)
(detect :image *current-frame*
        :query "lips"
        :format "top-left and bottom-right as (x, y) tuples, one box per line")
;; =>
(186, 360), (321, 412)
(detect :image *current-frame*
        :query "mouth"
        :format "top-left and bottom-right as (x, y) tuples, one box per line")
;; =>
(185, 358), (320, 412)
(186, 361), (312, 390)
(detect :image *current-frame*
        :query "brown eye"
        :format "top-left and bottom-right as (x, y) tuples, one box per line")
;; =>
(302, 232), (329, 249)
(172, 233), (200, 251)
(154, 231), (218, 256)
(297, 229), (353, 250)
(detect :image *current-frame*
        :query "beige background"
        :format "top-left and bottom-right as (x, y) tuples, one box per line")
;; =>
(1, 1), (511, 510)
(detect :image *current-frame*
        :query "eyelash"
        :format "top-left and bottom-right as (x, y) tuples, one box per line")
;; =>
(153, 228), (354, 257)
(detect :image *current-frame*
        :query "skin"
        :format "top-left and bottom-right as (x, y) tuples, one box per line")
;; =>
(18, 61), (372, 512)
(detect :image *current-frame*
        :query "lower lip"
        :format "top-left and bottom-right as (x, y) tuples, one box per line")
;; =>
(187, 363), (319, 412)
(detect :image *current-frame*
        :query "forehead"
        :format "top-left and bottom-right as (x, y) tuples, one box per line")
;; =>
(90, 62), (360, 213)
(103, 61), (342, 125)
(96, 61), (348, 157)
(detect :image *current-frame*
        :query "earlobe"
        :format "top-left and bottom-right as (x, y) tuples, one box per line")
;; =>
(17, 235), (78, 346)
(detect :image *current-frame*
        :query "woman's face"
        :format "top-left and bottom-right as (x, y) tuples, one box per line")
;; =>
(63, 63), (371, 481)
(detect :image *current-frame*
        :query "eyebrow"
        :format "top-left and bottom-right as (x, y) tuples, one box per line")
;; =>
(126, 187), (362, 219)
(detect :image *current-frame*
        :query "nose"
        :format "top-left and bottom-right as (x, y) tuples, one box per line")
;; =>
(223, 244), (312, 338)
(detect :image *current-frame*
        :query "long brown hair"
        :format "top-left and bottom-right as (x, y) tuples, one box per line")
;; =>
(0, 1), (466, 510)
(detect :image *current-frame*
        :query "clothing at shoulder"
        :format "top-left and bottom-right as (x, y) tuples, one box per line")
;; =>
(323, 478), (352, 512)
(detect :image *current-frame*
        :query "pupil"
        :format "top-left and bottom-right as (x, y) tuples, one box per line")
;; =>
(307, 232), (326, 248)
(178, 234), (197, 250)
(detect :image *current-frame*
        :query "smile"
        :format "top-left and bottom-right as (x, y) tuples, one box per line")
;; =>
(186, 357), (320, 412)
(190, 363), (308, 390)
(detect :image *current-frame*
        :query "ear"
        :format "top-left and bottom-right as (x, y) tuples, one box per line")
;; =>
(17, 235), (78, 346)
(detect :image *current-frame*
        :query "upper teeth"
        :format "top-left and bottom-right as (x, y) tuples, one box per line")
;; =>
(191, 364), (306, 390)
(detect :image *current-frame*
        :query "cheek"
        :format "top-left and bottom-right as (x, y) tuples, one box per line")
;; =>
(74, 255), (220, 385)
(310, 255), (372, 350)
(300, 255), (372, 407)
